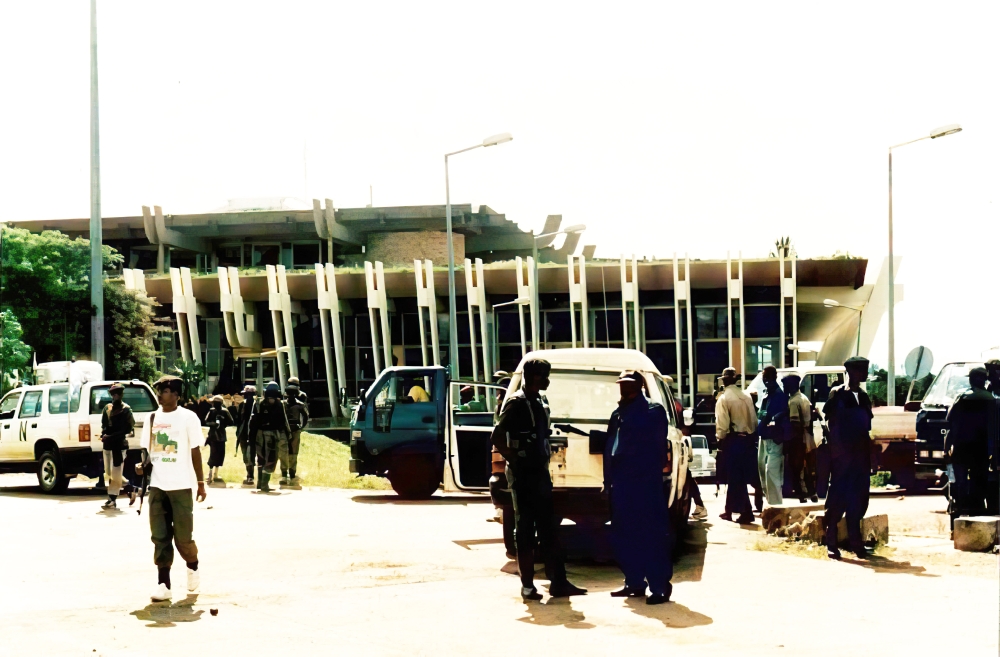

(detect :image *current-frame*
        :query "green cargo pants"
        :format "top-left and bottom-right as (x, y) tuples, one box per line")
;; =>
(149, 487), (198, 567)
(279, 430), (301, 477)
(256, 430), (282, 474)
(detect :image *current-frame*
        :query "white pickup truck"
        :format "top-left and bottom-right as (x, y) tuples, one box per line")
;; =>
(0, 369), (158, 494)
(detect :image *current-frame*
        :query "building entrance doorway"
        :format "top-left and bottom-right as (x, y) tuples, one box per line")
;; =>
(242, 356), (279, 391)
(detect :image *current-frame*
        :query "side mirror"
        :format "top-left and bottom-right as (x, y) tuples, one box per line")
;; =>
(903, 401), (922, 413)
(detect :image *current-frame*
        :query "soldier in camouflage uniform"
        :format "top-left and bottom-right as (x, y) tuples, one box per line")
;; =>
(280, 384), (310, 485)
(248, 381), (290, 493)
(235, 385), (257, 486)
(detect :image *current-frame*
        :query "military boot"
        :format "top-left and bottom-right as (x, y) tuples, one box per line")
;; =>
(243, 467), (255, 487)
(259, 472), (272, 493)
(256, 467), (264, 490)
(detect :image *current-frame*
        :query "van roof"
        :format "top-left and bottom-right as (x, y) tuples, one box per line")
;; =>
(514, 348), (659, 373)
(9, 380), (150, 393)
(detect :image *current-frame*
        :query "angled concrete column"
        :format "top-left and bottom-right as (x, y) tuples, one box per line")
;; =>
(621, 255), (640, 350)
(364, 261), (392, 376)
(122, 268), (147, 295)
(726, 252), (745, 374)
(316, 263), (347, 417)
(464, 258), (490, 384)
(169, 267), (202, 365)
(226, 267), (261, 351)
(218, 267), (241, 349)
(684, 256), (694, 408)
(516, 256), (536, 354)
(414, 259), (440, 366)
(739, 253), (746, 389)
(568, 254), (589, 348)
(672, 254), (692, 406)
(265, 264), (298, 387)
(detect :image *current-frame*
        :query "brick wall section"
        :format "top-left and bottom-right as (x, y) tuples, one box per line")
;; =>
(366, 231), (465, 267)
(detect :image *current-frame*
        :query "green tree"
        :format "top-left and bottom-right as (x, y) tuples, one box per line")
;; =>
(104, 282), (158, 383)
(0, 225), (122, 360)
(171, 360), (207, 401)
(0, 310), (33, 394)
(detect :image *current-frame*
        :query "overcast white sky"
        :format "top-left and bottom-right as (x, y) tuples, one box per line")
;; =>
(1, 1), (997, 371)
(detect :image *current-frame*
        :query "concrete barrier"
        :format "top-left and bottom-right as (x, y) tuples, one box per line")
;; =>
(762, 503), (825, 534)
(775, 510), (889, 547)
(953, 517), (1000, 552)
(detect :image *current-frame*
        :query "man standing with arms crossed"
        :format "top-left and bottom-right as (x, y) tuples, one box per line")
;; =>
(715, 368), (758, 524)
(137, 375), (207, 602)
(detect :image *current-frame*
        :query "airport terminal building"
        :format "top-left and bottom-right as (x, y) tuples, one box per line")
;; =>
(10, 199), (898, 429)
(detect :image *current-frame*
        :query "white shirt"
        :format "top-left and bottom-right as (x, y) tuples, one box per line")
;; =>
(715, 385), (759, 439)
(142, 406), (204, 491)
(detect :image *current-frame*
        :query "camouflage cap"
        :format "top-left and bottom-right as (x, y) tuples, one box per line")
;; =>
(153, 375), (183, 393)
(108, 382), (125, 393)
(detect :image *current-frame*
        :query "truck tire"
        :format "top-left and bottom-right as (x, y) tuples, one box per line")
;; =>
(388, 455), (440, 500)
(38, 450), (69, 494)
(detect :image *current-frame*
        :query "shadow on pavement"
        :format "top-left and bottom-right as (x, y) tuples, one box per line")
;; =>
(0, 484), (106, 503)
(352, 494), (492, 505)
(517, 598), (595, 629)
(624, 598), (713, 629)
(453, 538), (505, 550)
(841, 554), (938, 577)
(130, 594), (203, 627)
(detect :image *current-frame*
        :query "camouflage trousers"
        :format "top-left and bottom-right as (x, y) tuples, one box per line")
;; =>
(279, 430), (301, 477)
(256, 430), (286, 474)
(239, 437), (256, 475)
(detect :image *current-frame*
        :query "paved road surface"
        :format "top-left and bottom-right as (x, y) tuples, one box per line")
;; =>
(0, 475), (996, 656)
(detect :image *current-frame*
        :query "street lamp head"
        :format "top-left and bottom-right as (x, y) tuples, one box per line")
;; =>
(823, 298), (840, 308)
(930, 124), (962, 139)
(562, 224), (586, 233)
(483, 132), (513, 147)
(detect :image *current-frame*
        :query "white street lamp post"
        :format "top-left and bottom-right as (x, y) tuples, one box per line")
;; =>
(531, 225), (586, 351)
(445, 133), (512, 379)
(887, 124), (961, 404)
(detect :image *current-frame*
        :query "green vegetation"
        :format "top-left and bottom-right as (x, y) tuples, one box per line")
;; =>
(0, 310), (32, 394)
(206, 429), (391, 490)
(866, 366), (934, 406)
(172, 360), (207, 401)
(104, 282), (158, 382)
(870, 470), (892, 488)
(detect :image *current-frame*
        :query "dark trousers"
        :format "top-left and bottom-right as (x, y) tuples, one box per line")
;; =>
(825, 450), (870, 548)
(952, 461), (988, 517)
(256, 430), (281, 474)
(815, 443), (831, 498)
(509, 468), (566, 589)
(724, 434), (754, 518)
(239, 437), (256, 476)
(610, 482), (672, 596)
(986, 476), (999, 516)
(149, 487), (198, 568)
(786, 440), (814, 499)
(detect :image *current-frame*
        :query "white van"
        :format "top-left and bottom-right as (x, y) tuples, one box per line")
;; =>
(0, 378), (157, 493)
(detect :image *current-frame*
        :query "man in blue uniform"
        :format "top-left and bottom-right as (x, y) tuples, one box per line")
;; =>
(604, 370), (672, 605)
(946, 367), (992, 518)
(822, 357), (873, 559)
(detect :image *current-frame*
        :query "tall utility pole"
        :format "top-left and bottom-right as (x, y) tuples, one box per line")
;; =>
(89, 0), (105, 367)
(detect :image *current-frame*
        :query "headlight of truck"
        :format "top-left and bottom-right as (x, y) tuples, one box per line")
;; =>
(931, 450), (945, 459)
(918, 451), (929, 458)
(351, 430), (362, 443)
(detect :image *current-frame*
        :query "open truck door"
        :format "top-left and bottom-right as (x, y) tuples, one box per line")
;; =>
(446, 382), (506, 492)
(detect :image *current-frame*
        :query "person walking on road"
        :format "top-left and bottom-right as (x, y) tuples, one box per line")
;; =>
(822, 357), (874, 560)
(784, 374), (817, 503)
(281, 384), (309, 485)
(757, 366), (788, 506)
(491, 359), (586, 601)
(100, 382), (136, 510)
(136, 375), (207, 602)
(946, 367), (992, 518)
(604, 371), (673, 605)
(204, 395), (233, 485)
(715, 368), (758, 524)
(235, 385), (257, 486)
(249, 381), (291, 493)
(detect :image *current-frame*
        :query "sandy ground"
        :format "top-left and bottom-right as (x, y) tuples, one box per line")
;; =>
(0, 474), (997, 657)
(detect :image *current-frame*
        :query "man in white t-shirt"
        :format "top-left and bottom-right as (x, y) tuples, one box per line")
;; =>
(136, 375), (207, 602)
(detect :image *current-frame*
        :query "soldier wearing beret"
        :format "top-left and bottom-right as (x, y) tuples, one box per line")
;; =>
(946, 367), (992, 518)
(822, 357), (874, 559)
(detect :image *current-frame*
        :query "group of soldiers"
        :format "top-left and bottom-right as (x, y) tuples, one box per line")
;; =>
(945, 360), (1000, 519)
(201, 377), (310, 493)
(716, 357), (875, 560)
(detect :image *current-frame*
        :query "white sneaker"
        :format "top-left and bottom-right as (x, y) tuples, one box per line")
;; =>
(187, 568), (200, 592)
(151, 583), (173, 602)
(692, 504), (708, 520)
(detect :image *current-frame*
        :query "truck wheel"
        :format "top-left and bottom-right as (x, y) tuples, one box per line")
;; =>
(388, 456), (440, 500)
(38, 451), (69, 494)
(502, 504), (516, 558)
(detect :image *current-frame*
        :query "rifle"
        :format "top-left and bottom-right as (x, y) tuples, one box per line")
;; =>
(134, 411), (155, 515)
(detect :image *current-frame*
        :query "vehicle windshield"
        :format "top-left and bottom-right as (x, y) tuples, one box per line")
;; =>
(89, 385), (158, 414)
(922, 363), (983, 407)
(691, 435), (708, 450)
(542, 369), (657, 422)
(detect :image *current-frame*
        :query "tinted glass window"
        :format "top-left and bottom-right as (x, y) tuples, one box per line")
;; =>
(20, 391), (44, 418)
(89, 385), (158, 414)
(0, 392), (22, 416)
(48, 385), (70, 415)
